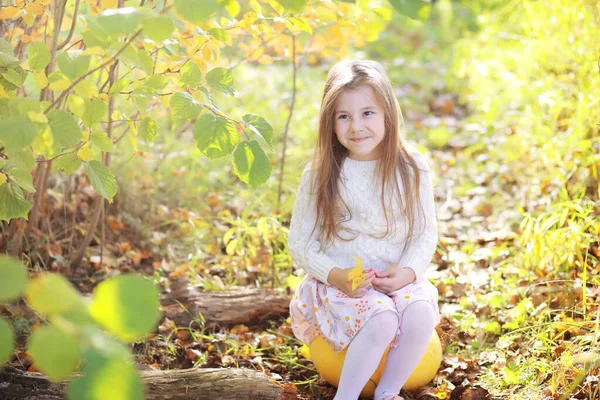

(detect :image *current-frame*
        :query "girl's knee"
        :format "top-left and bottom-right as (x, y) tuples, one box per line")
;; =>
(399, 301), (436, 336)
(366, 310), (399, 343)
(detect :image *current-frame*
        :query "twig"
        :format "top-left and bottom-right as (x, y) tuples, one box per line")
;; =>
(277, 34), (298, 211)
(57, 0), (80, 50)
(44, 29), (142, 114)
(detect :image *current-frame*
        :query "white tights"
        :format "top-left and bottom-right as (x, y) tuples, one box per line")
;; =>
(332, 301), (437, 400)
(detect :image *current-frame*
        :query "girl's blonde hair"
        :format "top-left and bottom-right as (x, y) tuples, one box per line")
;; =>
(308, 59), (426, 257)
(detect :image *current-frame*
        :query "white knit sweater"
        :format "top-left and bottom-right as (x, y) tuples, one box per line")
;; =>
(287, 149), (438, 285)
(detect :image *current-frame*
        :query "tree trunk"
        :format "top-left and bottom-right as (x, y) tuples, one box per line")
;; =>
(161, 278), (292, 328)
(0, 365), (297, 400)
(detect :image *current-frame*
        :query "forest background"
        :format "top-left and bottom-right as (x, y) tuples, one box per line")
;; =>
(0, 0), (599, 399)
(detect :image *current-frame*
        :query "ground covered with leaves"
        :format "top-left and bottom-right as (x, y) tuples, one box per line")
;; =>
(2, 1), (600, 399)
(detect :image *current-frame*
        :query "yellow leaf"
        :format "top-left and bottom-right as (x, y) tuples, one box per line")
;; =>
(82, 130), (90, 140)
(77, 146), (93, 162)
(249, 0), (261, 14)
(286, 275), (303, 291)
(268, 0), (284, 15)
(36, 0), (52, 5)
(0, 6), (19, 19)
(25, 3), (45, 15)
(100, 0), (118, 9)
(28, 111), (48, 124)
(0, 173), (7, 187)
(273, 17), (286, 33)
(0, 85), (8, 98)
(348, 256), (364, 290)
(299, 344), (310, 360)
(202, 46), (212, 60)
(33, 71), (48, 89)
(98, 93), (109, 102)
(239, 11), (258, 29)
(22, 11), (35, 27)
(21, 34), (31, 43)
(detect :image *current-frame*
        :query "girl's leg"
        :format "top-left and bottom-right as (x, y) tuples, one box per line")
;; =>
(373, 301), (437, 400)
(333, 310), (399, 400)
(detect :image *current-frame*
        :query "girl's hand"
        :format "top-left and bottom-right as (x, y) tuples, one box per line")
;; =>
(372, 265), (416, 294)
(327, 267), (376, 298)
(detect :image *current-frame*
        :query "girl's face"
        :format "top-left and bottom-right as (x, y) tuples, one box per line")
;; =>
(333, 84), (386, 161)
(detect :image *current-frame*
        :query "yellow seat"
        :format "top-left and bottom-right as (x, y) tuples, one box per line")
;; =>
(307, 330), (442, 398)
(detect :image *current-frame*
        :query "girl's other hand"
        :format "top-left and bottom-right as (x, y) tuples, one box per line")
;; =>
(327, 267), (376, 298)
(372, 265), (416, 294)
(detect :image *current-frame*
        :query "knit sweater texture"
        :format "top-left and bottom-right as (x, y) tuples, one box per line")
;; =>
(287, 149), (438, 285)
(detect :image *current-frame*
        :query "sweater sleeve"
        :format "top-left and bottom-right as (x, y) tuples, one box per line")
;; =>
(397, 151), (439, 279)
(287, 163), (340, 284)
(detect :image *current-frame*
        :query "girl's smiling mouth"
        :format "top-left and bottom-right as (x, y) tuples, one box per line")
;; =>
(351, 137), (369, 143)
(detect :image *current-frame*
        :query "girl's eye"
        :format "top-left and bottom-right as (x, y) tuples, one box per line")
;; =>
(338, 111), (374, 120)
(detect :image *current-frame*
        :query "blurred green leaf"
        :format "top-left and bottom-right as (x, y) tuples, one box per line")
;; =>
(0, 255), (28, 303)
(0, 317), (14, 366)
(28, 325), (81, 380)
(89, 275), (160, 343)
(26, 273), (82, 315)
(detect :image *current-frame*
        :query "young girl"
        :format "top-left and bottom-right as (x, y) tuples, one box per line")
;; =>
(288, 59), (441, 400)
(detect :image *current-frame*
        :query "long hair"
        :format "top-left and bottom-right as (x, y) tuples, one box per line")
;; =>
(307, 59), (426, 258)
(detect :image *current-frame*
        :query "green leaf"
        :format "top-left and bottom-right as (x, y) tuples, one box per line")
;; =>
(48, 110), (82, 148)
(208, 27), (230, 43)
(89, 275), (160, 342)
(287, 17), (312, 34)
(28, 42), (51, 72)
(179, 62), (202, 88)
(2, 68), (26, 88)
(81, 29), (110, 49)
(67, 346), (144, 400)
(142, 15), (174, 42)
(144, 75), (167, 90)
(0, 182), (31, 221)
(55, 153), (82, 174)
(0, 38), (19, 69)
(7, 168), (35, 193)
(16, 97), (44, 115)
(82, 98), (107, 128)
(26, 273), (82, 315)
(28, 325), (81, 381)
(109, 78), (131, 96)
(4, 148), (35, 170)
(0, 255), (28, 303)
(91, 130), (114, 152)
(170, 92), (202, 120)
(387, 0), (431, 20)
(278, 0), (306, 13)
(138, 117), (156, 142)
(221, 0), (240, 18)
(137, 50), (154, 75)
(96, 7), (143, 37)
(233, 140), (272, 188)
(0, 317), (14, 365)
(57, 50), (90, 81)
(109, 42), (139, 67)
(206, 67), (235, 96)
(84, 161), (117, 201)
(242, 114), (273, 150)
(173, 0), (219, 23)
(193, 114), (240, 159)
(0, 116), (38, 150)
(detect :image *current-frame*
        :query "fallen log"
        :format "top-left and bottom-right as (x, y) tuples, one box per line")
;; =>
(0, 365), (297, 400)
(161, 278), (292, 328)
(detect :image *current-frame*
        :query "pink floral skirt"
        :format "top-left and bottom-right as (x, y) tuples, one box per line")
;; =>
(289, 274), (440, 353)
